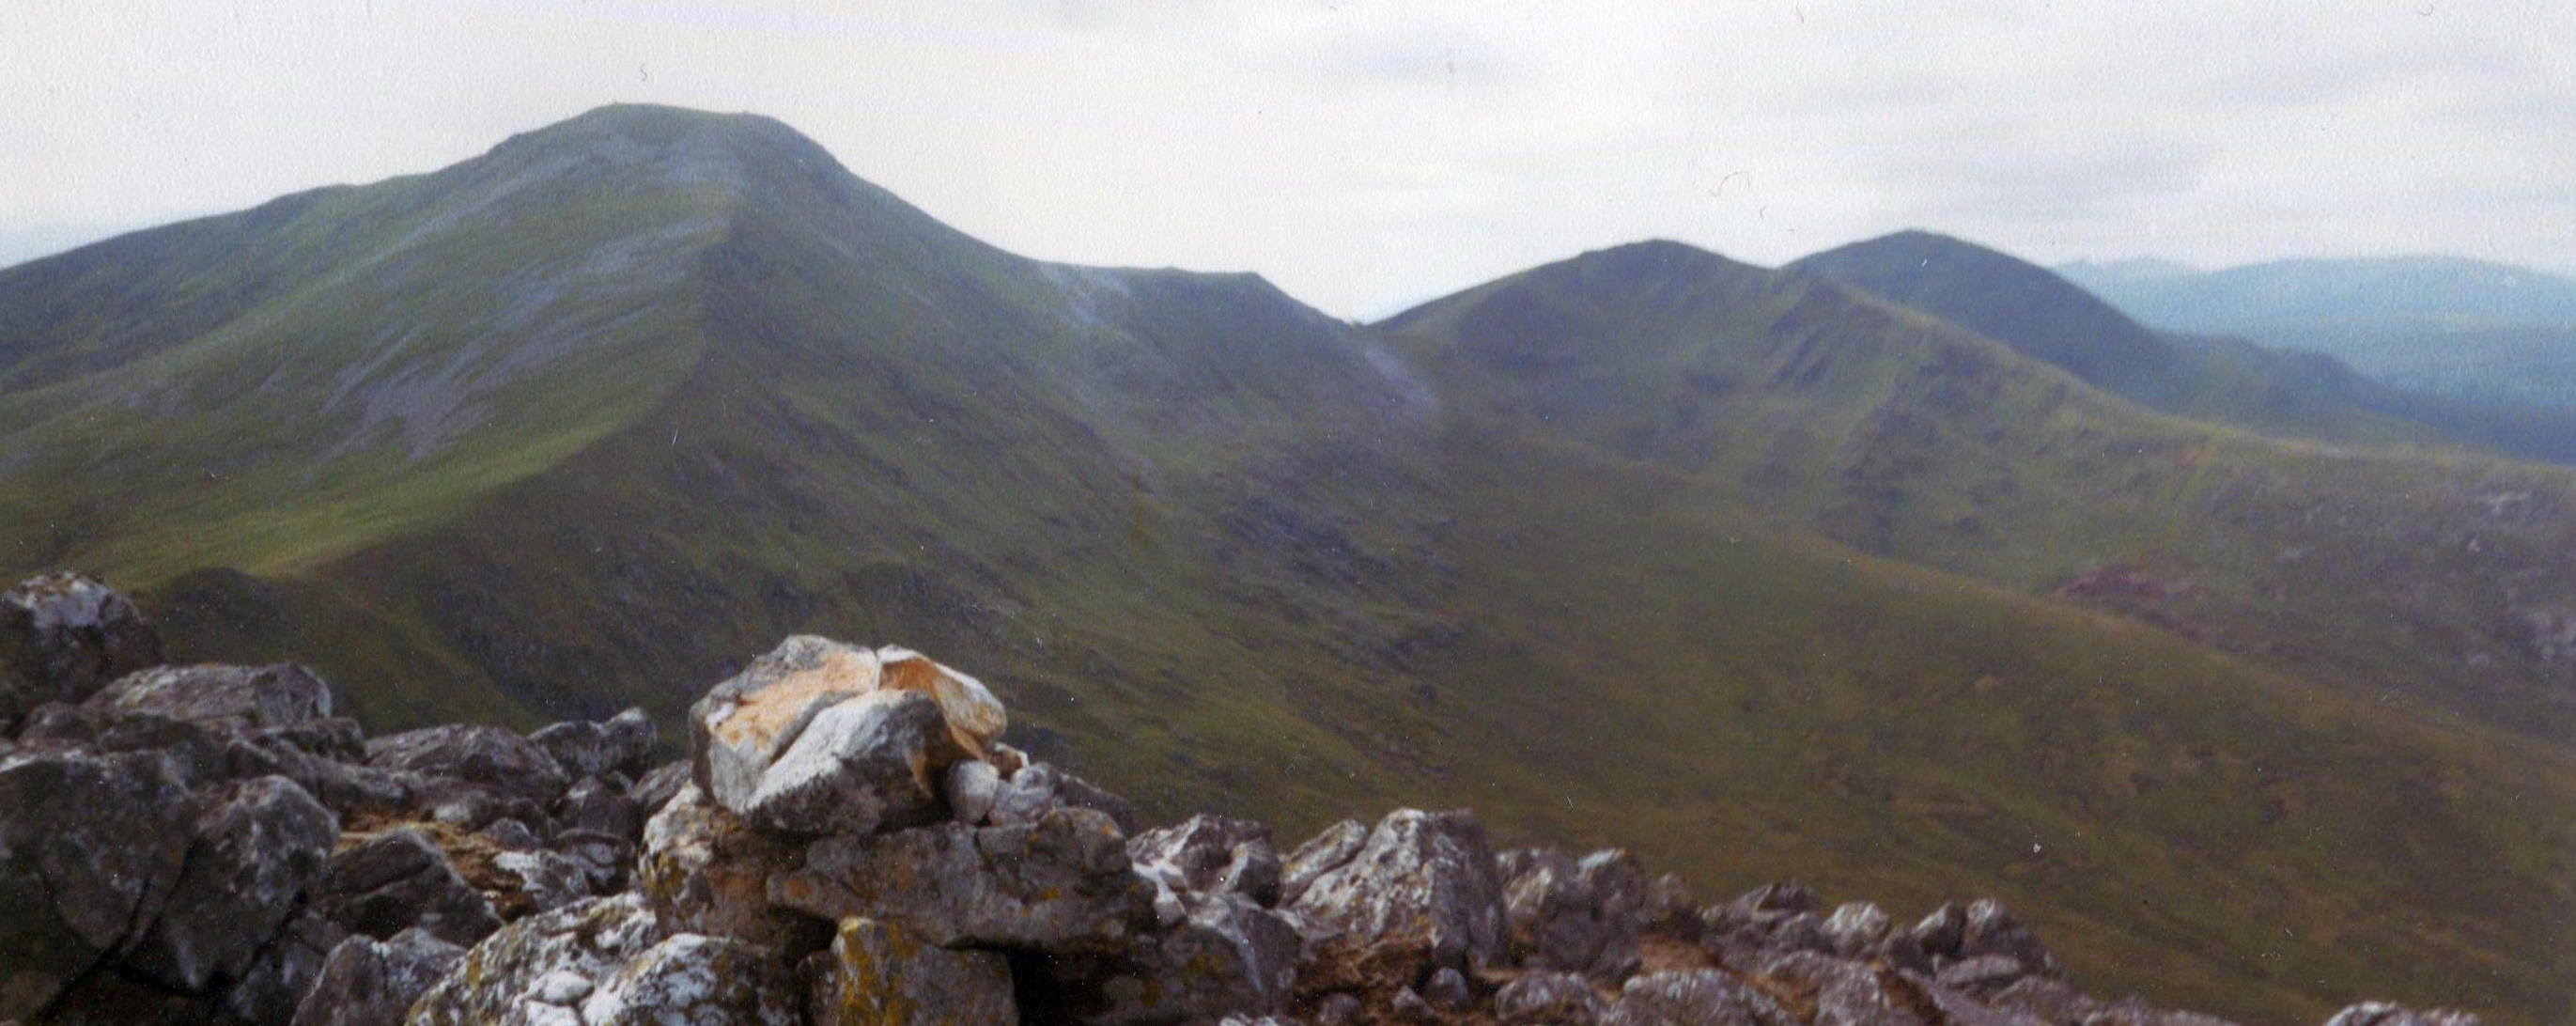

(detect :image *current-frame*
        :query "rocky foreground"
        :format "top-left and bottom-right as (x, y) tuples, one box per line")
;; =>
(0, 573), (2487, 1026)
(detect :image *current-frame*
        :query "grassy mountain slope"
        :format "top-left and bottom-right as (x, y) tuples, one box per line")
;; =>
(2060, 256), (2576, 410)
(0, 107), (2571, 1024)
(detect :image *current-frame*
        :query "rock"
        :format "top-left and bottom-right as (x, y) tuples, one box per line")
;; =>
(1032, 890), (1303, 1025)
(558, 775), (644, 839)
(629, 759), (691, 817)
(529, 707), (656, 780)
(636, 783), (823, 952)
(2325, 1003), (2486, 1026)
(1502, 847), (1647, 980)
(1497, 971), (1608, 1026)
(1878, 928), (1933, 975)
(1605, 969), (1785, 1026)
(1823, 901), (1893, 958)
(1738, 881), (1821, 917)
(292, 928), (466, 1026)
(875, 645), (1009, 758)
(1130, 814), (1283, 905)
(1757, 951), (1924, 1026)
(1645, 872), (1700, 941)
(1891, 972), (2055, 1026)
(89, 662), (334, 731)
(738, 688), (959, 836)
(1768, 910), (1832, 955)
(494, 847), (597, 914)
(1987, 976), (2102, 1025)
(771, 805), (1156, 954)
(15, 701), (235, 785)
(691, 636), (886, 813)
(1935, 954), (2028, 995)
(403, 894), (795, 1026)
(365, 724), (569, 807)
(988, 760), (1141, 833)
(802, 916), (1016, 1026)
(129, 775), (339, 992)
(576, 932), (802, 1026)
(1421, 966), (1473, 1010)
(317, 827), (504, 946)
(1289, 808), (1508, 997)
(1279, 818), (1366, 907)
(1389, 987), (1436, 1024)
(0, 748), (194, 1022)
(945, 756), (1004, 824)
(481, 817), (544, 850)
(1913, 902), (1967, 958)
(1960, 900), (2059, 977)
(228, 909), (347, 1026)
(1, 571), (163, 731)
(1311, 992), (1364, 1025)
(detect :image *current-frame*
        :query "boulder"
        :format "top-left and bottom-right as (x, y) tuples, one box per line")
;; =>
(1129, 814), (1284, 905)
(129, 775), (339, 992)
(365, 724), (569, 807)
(1960, 900), (2059, 977)
(637, 783), (825, 953)
(317, 828), (505, 946)
(1913, 902), (1967, 958)
(1288, 808), (1508, 991)
(1420, 966), (1473, 1011)
(1280, 818), (1367, 907)
(1497, 971), (1608, 1026)
(737, 689), (958, 836)
(404, 894), (795, 1026)
(989, 760), (1141, 833)
(1, 571), (163, 731)
(89, 662), (334, 731)
(628, 759), (691, 816)
(945, 756), (1005, 825)
(557, 775), (644, 840)
(0, 748), (194, 1022)
(292, 928), (466, 1026)
(691, 636), (887, 812)
(1032, 890), (1303, 1025)
(875, 645), (1009, 758)
(1822, 901), (1893, 958)
(227, 909), (348, 1026)
(803, 917), (1016, 1026)
(1605, 969), (1786, 1026)
(528, 707), (656, 781)
(770, 805), (1156, 954)
(1936, 955), (2030, 995)
(1759, 950), (1925, 1026)
(1502, 847), (1648, 980)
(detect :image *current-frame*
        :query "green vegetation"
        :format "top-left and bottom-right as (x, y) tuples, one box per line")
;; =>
(2, 106), (2572, 1026)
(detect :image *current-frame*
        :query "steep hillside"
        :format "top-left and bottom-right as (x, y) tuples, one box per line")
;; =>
(2061, 256), (2576, 410)
(3, 108), (2573, 1025)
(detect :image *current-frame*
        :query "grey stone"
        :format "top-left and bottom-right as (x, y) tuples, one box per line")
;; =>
(558, 775), (643, 840)
(1961, 900), (2059, 977)
(945, 756), (1004, 825)
(577, 932), (801, 1026)
(130, 775), (339, 992)
(636, 783), (823, 953)
(1914, 902), (1967, 958)
(1288, 808), (1507, 984)
(1034, 890), (1303, 1025)
(1421, 966), (1473, 1011)
(89, 661), (334, 731)
(365, 724), (569, 806)
(1497, 971), (1608, 1026)
(1605, 969), (1784, 1026)
(1, 572), (163, 732)
(529, 707), (656, 781)
(770, 805), (1156, 954)
(1129, 814), (1282, 905)
(317, 828), (504, 946)
(1502, 847), (1647, 980)
(1278, 819), (1366, 908)
(737, 688), (955, 836)
(802, 916), (1016, 1026)
(292, 928), (467, 1026)
(1823, 901), (1893, 958)
(2325, 1003), (2486, 1026)
(0, 748), (194, 1022)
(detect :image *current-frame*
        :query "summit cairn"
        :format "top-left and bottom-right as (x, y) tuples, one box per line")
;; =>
(0, 575), (2505, 1026)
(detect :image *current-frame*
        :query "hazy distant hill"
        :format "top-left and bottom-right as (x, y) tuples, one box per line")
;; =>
(2060, 256), (2576, 410)
(4, 106), (2575, 1025)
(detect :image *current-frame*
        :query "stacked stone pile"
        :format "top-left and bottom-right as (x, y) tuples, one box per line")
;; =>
(0, 574), (2492, 1026)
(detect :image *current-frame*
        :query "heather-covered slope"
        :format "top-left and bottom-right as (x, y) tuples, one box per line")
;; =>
(3, 108), (2574, 1024)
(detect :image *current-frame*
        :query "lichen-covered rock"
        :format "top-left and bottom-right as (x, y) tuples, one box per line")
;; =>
(317, 827), (504, 946)
(402, 894), (676, 1026)
(1, 571), (163, 731)
(1130, 814), (1283, 906)
(1032, 890), (1302, 1025)
(90, 662), (335, 732)
(691, 636), (887, 813)
(771, 805), (1156, 954)
(629, 759), (692, 816)
(577, 932), (801, 1026)
(1605, 969), (1786, 1026)
(874, 645), (1008, 759)
(0, 748), (194, 1021)
(1502, 847), (1647, 980)
(1289, 808), (1508, 994)
(365, 724), (569, 807)
(227, 909), (348, 1026)
(130, 775), (339, 992)
(1280, 818), (1367, 907)
(637, 782), (824, 952)
(529, 707), (656, 781)
(802, 917), (1016, 1026)
(1497, 971), (1608, 1026)
(292, 928), (465, 1026)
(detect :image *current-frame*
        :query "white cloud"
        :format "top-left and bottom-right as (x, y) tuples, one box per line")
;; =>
(4, 0), (2571, 316)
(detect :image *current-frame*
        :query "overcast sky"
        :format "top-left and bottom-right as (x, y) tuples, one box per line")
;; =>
(7, 0), (2573, 318)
